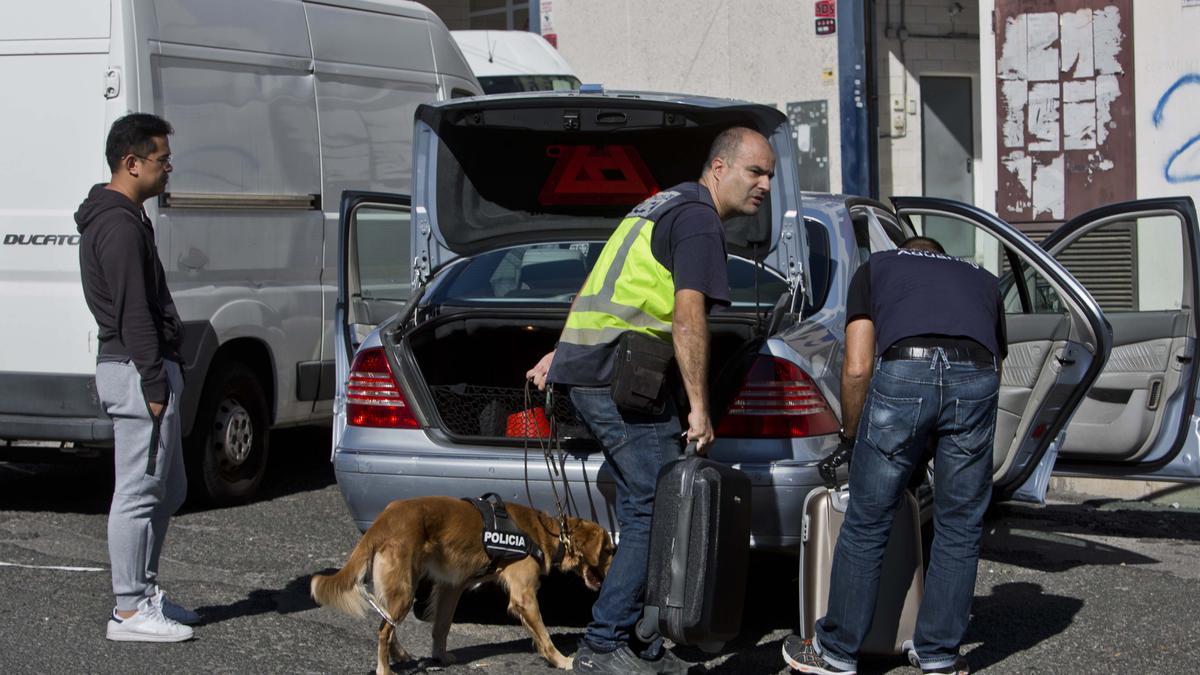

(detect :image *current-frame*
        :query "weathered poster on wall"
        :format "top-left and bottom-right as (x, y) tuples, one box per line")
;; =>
(995, 0), (1134, 226)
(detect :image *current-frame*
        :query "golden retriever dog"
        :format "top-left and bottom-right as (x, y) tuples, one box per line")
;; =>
(311, 496), (614, 673)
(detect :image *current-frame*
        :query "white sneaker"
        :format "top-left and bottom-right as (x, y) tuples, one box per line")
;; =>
(151, 586), (201, 625)
(106, 596), (194, 642)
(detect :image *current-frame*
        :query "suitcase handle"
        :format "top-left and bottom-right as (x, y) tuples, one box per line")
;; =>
(682, 440), (699, 457)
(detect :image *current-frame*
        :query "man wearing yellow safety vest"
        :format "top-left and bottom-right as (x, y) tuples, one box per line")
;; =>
(526, 126), (776, 674)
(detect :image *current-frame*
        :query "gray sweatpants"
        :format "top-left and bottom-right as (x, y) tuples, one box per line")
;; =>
(96, 359), (187, 612)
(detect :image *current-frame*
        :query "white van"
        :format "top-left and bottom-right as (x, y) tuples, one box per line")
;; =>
(0, 0), (481, 502)
(451, 30), (580, 94)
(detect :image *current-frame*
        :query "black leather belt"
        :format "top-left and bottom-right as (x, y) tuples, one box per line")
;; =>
(882, 344), (994, 366)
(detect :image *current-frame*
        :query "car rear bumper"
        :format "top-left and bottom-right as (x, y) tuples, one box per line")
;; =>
(333, 432), (831, 552)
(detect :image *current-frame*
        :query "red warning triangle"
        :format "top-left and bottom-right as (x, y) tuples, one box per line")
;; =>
(539, 145), (660, 206)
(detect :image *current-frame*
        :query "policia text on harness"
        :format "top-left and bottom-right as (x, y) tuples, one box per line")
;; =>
(554, 189), (717, 414)
(463, 493), (565, 576)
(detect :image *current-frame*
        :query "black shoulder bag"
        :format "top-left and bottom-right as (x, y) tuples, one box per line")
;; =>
(610, 331), (675, 415)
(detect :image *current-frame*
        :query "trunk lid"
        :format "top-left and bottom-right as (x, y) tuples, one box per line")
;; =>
(409, 91), (807, 296)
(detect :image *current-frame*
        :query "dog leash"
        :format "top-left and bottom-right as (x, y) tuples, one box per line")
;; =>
(522, 380), (576, 556)
(359, 582), (401, 630)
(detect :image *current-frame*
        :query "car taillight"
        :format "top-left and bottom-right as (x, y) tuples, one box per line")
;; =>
(715, 355), (840, 438)
(346, 347), (419, 429)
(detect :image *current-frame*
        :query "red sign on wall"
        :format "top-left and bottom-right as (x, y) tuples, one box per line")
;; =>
(815, 0), (836, 35)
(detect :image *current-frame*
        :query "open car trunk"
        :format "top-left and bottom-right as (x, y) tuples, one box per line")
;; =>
(396, 308), (765, 448)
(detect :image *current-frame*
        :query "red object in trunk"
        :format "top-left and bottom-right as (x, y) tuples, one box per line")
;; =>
(507, 407), (551, 438)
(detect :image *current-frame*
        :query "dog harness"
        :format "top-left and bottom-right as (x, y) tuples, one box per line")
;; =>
(463, 493), (564, 577)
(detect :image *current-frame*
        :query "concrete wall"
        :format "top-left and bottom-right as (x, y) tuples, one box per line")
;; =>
(423, 1), (989, 203)
(542, 0), (844, 191)
(1134, 2), (1200, 208)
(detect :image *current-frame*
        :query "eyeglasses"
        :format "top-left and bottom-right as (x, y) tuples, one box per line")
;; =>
(130, 154), (172, 168)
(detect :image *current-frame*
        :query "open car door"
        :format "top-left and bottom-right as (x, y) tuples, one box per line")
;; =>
(1041, 198), (1200, 482)
(890, 197), (1113, 503)
(333, 191), (412, 452)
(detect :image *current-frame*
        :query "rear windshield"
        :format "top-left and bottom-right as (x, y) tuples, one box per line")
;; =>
(478, 75), (582, 94)
(431, 111), (775, 258)
(429, 242), (787, 308)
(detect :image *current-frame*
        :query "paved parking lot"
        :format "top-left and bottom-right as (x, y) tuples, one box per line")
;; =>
(2, 429), (1198, 674)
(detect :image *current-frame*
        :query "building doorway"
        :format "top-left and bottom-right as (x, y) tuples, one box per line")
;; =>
(921, 76), (975, 257)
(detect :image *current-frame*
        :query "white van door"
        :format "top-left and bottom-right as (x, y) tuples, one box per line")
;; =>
(0, 1), (116, 437)
(305, 1), (455, 415)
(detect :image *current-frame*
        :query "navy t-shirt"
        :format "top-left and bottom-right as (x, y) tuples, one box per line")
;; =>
(846, 256), (1008, 359)
(548, 183), (730, 386)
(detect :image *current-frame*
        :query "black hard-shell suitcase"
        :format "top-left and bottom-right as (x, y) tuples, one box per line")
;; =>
(638, 443), (752, 652)
(799, 485), (924, 655)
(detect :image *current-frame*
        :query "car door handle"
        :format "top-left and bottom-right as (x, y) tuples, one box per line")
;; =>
(1056, 355), (1076, 366)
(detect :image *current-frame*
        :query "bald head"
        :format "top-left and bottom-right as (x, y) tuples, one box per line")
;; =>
(703, 127), (762, 177)
(698, 126), (775, 220)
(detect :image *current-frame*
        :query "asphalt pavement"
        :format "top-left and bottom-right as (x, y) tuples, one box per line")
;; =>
(2, 429), (1198, 674)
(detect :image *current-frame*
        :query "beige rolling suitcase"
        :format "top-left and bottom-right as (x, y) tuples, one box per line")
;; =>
(799, 486), (924, 655)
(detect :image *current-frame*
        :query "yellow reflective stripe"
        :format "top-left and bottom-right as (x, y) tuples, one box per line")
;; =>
(564, 308), (671, 333)
(559, 325), (670, 347)
(594, 218), (649, 301)
(576, 216), (644, 298)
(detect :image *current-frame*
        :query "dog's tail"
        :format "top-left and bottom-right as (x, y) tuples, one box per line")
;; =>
(310, 532), (376, 618)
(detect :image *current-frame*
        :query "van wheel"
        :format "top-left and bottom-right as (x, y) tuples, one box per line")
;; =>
(186, 362), (269, 505)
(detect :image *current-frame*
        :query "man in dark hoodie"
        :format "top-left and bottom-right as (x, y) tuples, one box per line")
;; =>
(77, 113), (198, 642)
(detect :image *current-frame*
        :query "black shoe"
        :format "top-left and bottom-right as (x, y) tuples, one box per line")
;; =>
(573, 644), (657, 674)
(643, 648), (693, 674)
(781, 634), (856, 674)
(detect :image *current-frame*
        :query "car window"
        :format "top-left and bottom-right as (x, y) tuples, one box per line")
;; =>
(849, 207), (898, 267)
(431, 242), (787, 307)
(869, 207), (909, 246)
(354, 205), (412, 301)
(849, 211), (874, 266)
(434, 243), (594, 303)
(727, 257), (788, 308)
(1001, 259), (1065, 314)
(803, 216), (832, 315)
(1052, 215), (1185, 312)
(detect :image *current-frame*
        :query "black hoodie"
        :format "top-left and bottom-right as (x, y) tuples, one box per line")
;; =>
(76, 184), (183, 404)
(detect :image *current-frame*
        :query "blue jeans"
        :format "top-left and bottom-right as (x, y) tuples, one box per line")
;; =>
(815, 351), (998, 672)
(569, 386), (682, 657)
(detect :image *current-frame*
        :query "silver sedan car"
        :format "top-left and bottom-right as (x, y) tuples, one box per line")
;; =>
(331, 90), (1200, 550)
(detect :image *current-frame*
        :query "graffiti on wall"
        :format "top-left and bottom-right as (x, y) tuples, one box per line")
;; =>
(1153, 73), (1200, 184)
(995, 1), (1134, 225)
